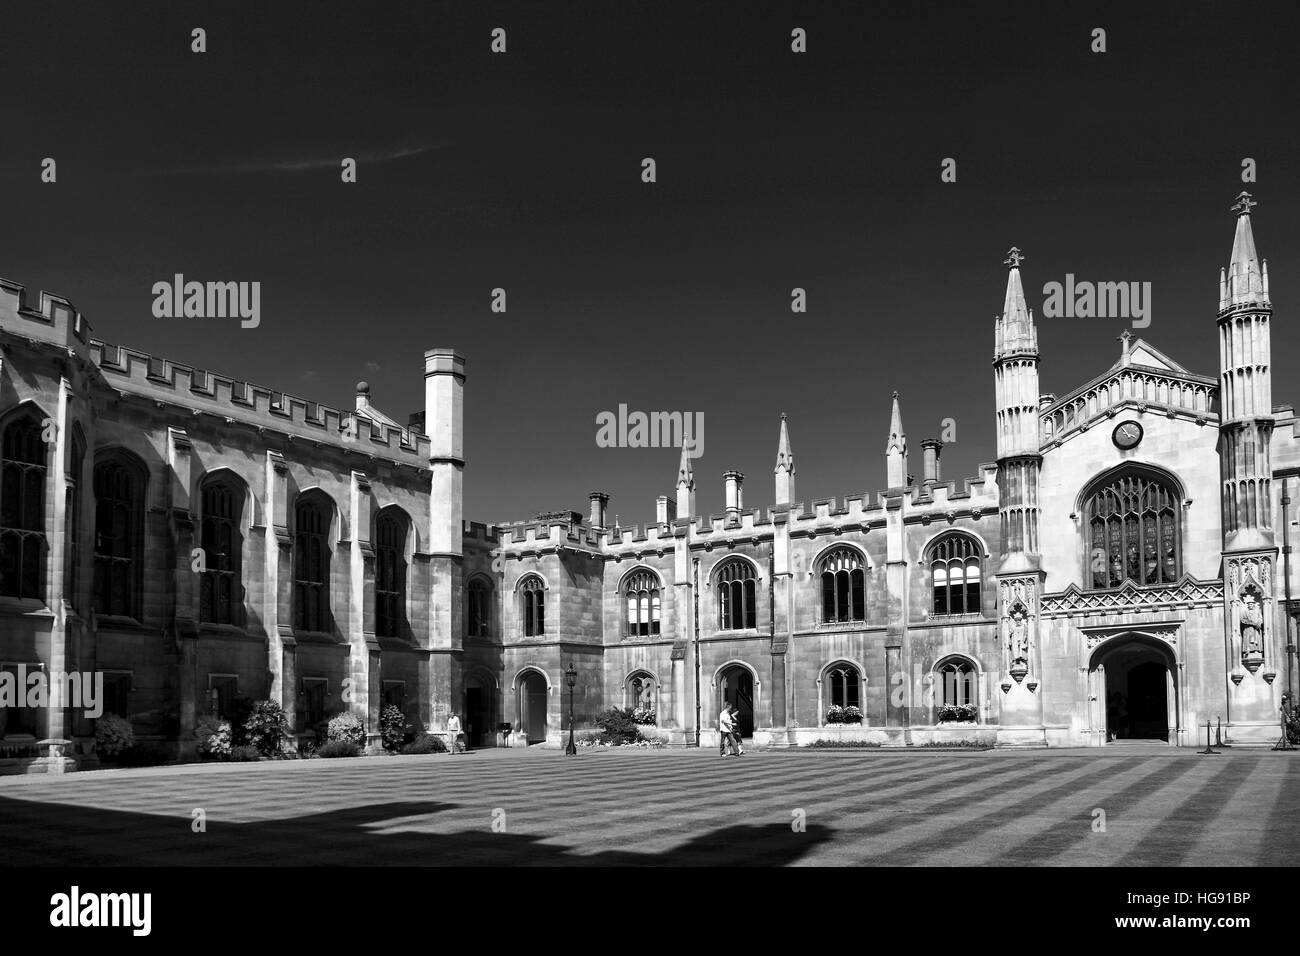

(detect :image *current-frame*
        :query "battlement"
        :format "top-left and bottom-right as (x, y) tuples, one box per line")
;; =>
(87, 339), (430, 463)
(462, 520), (500, 544)
(0, 276), (94, 359)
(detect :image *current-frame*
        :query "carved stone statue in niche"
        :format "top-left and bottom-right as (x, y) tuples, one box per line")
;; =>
(1238, 585), (1264, 662)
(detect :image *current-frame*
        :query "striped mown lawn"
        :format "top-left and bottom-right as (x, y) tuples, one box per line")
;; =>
(0, 747), (1294, 866)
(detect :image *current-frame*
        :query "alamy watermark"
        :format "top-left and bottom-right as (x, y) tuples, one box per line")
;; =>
(1041, 275), (1151, 329)
(151, 274), (261, 329)
(595, 404), (704, 458)
(0, 665), (104, 719)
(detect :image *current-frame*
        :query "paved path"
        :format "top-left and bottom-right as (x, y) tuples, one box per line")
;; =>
(0, 747), (1295, 866)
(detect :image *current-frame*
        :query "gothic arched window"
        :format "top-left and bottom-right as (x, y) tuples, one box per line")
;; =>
(824, 662), (861, 709)
(67, 427), (85, 609)
(293, 495), (332, 632)
(939, 658), (977, 707)
(375, 509), (408, 638)
(928, 534), (982, 615)
(627, 671), (656, 710)
(819, 547), (866, 623)
(199, 474), (243, 626)
(0, 413), (47, 601)
(623, 569), (661, 637)
(467, 576), (491, 637)
(520, 575), (546, 636)
(1084, 470), (1181, 589)
(716, 559), (757, 630)
(93, 453), (146, 619)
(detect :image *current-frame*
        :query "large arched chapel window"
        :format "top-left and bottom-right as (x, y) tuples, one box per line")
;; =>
(1084, 469), (1181, 589)
(93, 452), (146, 619)
(0, 413), (47, 600)
(374, 509), (408, 638)
(928, 533), (982, 615)
(294, 494), (332, 632)
(199, 474), (243, 626)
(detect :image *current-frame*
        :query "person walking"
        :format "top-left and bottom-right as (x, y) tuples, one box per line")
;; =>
(447, 712), (463, 754)
(730, 704), (745, 755)
(719, 704), (736, 756)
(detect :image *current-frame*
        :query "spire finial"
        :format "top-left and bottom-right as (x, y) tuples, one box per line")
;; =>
(1231, 191), (1257, 216)
(1004, 247), (1025, 268)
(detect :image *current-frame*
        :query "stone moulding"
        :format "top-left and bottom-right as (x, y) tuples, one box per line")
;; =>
(1040, 577), (1223, 618)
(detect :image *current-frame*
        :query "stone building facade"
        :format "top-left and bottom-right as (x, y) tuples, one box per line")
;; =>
(0, 194), (1292, 757)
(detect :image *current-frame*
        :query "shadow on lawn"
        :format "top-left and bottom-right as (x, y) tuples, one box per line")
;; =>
(0, 795), (831, 867)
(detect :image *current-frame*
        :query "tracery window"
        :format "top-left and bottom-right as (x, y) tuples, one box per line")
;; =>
(716, 559), (757, 630)
(623, 569), (661, 637)
(819, 548), (865, 623)
(0, 414), (48, 601)
(1085, 471), (1180, 588)
(928, 534), (982, 615)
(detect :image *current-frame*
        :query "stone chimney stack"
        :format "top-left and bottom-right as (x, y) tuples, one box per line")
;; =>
(589, 491), (610, 529)
(921, 439), (943, 486)
(724, 470), (745, 522)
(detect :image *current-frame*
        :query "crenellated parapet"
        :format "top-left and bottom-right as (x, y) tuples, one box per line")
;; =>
(86, 339), (430, 465)
(0, 277), (95, 363)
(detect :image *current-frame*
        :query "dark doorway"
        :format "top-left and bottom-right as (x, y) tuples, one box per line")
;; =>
(465, 683), (487, 748)
(719, 666), (755, 738)
(520, 671), (548, 744)
(1126, 661), (1169, 740)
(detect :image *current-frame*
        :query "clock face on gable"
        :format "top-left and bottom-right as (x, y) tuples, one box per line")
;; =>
(1112, 420), (1143, 450)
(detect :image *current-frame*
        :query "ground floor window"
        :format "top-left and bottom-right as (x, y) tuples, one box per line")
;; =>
(939, 659), (977, 707)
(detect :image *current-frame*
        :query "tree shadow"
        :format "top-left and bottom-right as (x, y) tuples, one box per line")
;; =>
(0, 794), (832, 867)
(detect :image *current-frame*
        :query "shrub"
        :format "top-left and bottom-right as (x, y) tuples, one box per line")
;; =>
(399, 733), (448, 755)
(328, 711), (367, 747)
(631, 707), (657, 725)
(825, 705), (845, 724)
(805, 738), (882, 748)
(228, 744), (262, 762)
(243, 700), (290, 757)
(95, 714), (135, 759)
(379, 705), (407, 752)
(593, 707), (639, 744)
(842, 705), (863, 724)
(316, 740), (361, 758)
(936, 704), (979, 723)
(194, 716), (232, 758)
(920, 739), (990, 749)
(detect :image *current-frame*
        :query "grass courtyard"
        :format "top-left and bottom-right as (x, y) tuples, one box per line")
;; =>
(0, 747), (1295, 866)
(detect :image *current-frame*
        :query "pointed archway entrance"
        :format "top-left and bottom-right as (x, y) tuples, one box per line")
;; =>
(717, 664), (757, 739)
(1086, 632), (1180, 745)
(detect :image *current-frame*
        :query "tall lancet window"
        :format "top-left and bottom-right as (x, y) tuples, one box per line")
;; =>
(374, 509), (407, 638)
(819, 547), (866, 623)
(928, 534), (982, 615)
(293, 495), (332, 632)
(0, 414), (47, 601)
(521, 575), (546, 636)
(1084, 469), (1181, 589)
(93, 453), (147, 619)
(623, 568), (661, 637)
(716, 559), (757, 630)
(199, 475), (243, 626)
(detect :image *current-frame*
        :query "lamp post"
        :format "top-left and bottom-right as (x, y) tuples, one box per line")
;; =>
(565, 662), (578, 756)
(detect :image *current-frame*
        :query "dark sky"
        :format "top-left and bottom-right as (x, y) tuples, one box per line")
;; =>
(3, 1), (1298, 525)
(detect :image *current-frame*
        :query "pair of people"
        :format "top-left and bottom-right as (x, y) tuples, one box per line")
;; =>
(719, 704), (744, 756)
